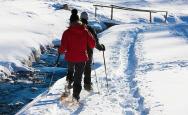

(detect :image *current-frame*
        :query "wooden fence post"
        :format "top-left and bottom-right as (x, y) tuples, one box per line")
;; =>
(164, 11), (168, 23)
(95, 6), (97, 18)
(111, 5), (113, 20)
(149, 11), (152, 23)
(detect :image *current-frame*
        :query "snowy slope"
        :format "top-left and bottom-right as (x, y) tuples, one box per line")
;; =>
(0, 0), (69, 76)
(0, 0), (188, 115)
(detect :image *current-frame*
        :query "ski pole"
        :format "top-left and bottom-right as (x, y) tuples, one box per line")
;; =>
(102, 51), (109, 92)
(48, 53), (60, 90)
(92, 58), (100, 94)
(55, 53), (61, 66)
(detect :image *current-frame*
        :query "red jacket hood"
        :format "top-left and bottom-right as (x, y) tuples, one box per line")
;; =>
(68, 23), (85, 34)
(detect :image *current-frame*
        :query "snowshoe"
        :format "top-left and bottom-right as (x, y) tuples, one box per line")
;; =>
(60, 83), (70, 100)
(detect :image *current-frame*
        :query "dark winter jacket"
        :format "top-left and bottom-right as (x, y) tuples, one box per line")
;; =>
(58, 22), (95, 62)
(85, 25), (104, 59)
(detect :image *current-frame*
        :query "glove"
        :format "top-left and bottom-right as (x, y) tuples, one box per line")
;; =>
(58, 47), (61, 54)
(100, 44), (105, 51)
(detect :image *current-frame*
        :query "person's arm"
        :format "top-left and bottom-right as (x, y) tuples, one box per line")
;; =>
(58, 31), (68, 54)
(88, 26), (105, 51)
(85, 29), (95, 49)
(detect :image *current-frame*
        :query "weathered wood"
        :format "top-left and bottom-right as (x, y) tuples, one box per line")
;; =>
(164, 11), (168, 23)
(95, 6), (97, 17)
(150, 11), (152, 23)
(111, 5), (113, 20)
(93, 4), (168, 23)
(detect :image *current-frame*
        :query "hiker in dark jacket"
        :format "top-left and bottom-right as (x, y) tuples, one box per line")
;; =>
(58, 9), (95, 101)
(80, 11), (105, 91)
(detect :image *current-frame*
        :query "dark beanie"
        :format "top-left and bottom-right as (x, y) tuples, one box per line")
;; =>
(70, 9), (79, 23)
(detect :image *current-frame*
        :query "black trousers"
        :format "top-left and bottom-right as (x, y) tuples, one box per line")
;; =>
(66, 62), (86, 98)
(84, 49), (93, 85)
(84, 55), (92, 85)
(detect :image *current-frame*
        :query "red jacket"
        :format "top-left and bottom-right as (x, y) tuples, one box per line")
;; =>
(58, 23), (95, 62)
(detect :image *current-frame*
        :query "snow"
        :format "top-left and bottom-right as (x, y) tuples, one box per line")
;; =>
(137, 68), (188, 115)
(0, 0), (69, 74)
(136, 24), (188, 115)
(0, 0), (188, 115)
(141, 29), (188, 62)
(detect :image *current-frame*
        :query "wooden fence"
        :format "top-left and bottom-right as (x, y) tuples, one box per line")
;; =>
(93, 4), (168, 23)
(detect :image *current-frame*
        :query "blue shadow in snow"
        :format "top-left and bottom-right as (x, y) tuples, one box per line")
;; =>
(153, 17), (164, 23)
(71, 103), (84, 115)
(167, 15), (176, 24)
(138, 60), (188, 73)
(138, 18), (148, 23)
(34, 99), (58, 106)
(92, 62), (102, 70)
(51, 3), (65, 10)
(52, 38), (61, 48)
(179, 16), (188, 23)
(170, 23), (188, 39)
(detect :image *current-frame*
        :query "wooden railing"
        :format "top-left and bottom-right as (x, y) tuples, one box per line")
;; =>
(93, 4), (168, 23)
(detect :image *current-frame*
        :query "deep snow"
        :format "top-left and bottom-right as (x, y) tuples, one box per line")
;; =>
(0, 0), (188, 115)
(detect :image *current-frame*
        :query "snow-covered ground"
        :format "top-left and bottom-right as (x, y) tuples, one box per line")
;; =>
(0, 0), (188, 115)
(0, 0), (69, 76)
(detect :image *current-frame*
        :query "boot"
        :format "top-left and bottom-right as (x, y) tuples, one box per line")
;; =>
(67, 81), (73, 89)
(84, 83), (93, 91)
(72, 94), (80, 102)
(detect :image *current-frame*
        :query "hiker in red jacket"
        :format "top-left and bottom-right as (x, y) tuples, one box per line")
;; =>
(58, 9), (95, 101)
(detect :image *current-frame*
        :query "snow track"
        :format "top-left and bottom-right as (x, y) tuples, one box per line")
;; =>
(97, 25), (149, 114)
(125, 29), (149, 115)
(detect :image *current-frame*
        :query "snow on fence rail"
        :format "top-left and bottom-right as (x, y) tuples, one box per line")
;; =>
(93, 4), (168, 23)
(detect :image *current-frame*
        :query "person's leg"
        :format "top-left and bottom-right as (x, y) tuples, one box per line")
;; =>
(84, 49), (93, 90)
(84, 59), (92, 85)
(73, 62), (85, 101)
(66, 62), (74, 87)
